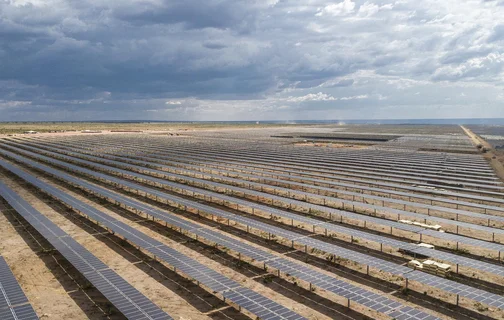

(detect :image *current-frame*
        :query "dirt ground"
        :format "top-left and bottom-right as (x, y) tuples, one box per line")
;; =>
(0, 122), (296, 135)
(461, 125), (504, 182)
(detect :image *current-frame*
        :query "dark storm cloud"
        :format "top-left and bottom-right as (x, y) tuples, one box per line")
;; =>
(0, 0), (503, 121)
(112, 0), (258, 31)
(202, 41), (228, 50)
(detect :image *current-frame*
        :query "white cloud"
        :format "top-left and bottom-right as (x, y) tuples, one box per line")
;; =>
(433, 52), (504, 81)
(340, 94), (369, 100)
(316, 0), (355, 17)
(165, 100), (183, 105)
(357, 2), (394, 18)
(287, 92), (337, 102)
(0, 100), (31, 109)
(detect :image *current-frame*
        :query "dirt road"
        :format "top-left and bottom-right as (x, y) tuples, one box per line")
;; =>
(461, 125), (504, 182)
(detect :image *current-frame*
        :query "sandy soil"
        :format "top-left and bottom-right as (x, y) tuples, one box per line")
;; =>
(0, 122), (295, 136)
(461, 125), (504, 182)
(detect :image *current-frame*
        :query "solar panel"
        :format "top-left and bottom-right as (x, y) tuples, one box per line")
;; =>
(19, 136), (499, 209)
(1, 142), (445, 320)
(0, 149), (492, 278)
(413, 247), (504, 276)
(8, 305), (39, 320)
(0, 142), (429, 236)
(50, 237), (110, 275)
(406, 270), (504, 309)
(86, 269), (171, 320)
(265, 258), (410, 316)
(122, 148), (504, 205)
(17, 140), (504, 243)
(27, 134), (489, 171)
(419, 229), (504, 252)
(0, 256), (38, 320)
(0, 305), (37, 320)
(148, 245), (241, 293)
(222, 287), (306, 320)
(71, 144), (503, 228)
(82, 145), (502, 216)
(192, 228), (279, 263)
(0, 257), (31, 308)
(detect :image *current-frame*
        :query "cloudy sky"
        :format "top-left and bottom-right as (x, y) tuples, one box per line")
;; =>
(1, 0), (504, 121)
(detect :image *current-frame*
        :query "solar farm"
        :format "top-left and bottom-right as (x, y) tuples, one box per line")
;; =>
(1, 124), (504, 320)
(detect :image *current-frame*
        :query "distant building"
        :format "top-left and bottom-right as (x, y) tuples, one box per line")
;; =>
(24, 130), (38, 134)
(81, 130), (102, 133)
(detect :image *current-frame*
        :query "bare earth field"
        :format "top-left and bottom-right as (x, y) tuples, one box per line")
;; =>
(0, 122), (301, 136)
(1, 122), (504, 320)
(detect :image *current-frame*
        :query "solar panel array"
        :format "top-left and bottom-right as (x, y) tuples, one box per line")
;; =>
(83, 138), (504, 192)
(0, 180), (172, 320)
(21, 138), (504, 246)
(4, 131), (504, 319)
(21, 139), (504, 228)
(71, 144), (504, 214)
(0, 158), (307, 320)
(144, 144), (501, 187)
(1, 147), (503, 314)
(8, 141), (504, 259)
(0, 146), (446, 319)
(29, 133), (504, 200)
(0, 256), (38, 320)
(4, 145), (504, 282)
(45, 135), (501, 188)
(115, 146), (504, 204)
(0, 148), (443, 319)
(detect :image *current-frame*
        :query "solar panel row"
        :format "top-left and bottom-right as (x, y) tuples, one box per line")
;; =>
(113, 146), (504, 203)
(170, 134), (487, 170)
(89, 149), (504, 235)
(117, 145), (502, 196)
(0, 142), (431, 235)
(31, 133), (489, 167)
